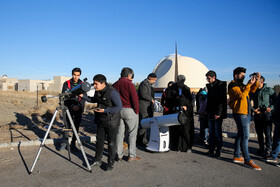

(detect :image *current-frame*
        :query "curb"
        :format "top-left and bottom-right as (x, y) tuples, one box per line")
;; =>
(0, 136), (96, 148)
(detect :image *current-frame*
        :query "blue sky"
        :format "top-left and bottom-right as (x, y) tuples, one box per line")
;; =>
(0, 0), (279, 86)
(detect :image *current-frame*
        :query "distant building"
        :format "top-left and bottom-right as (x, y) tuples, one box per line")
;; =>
(48, 76), (71, 92)
(153, 54), (209, 93)
(17, 76), (71, 92)
(0, 75), (18, 91)
(18, 79), (53, 92)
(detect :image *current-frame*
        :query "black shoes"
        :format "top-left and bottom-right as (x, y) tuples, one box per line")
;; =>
(70, 143), (79, 152)
(106, 162), (114, 171)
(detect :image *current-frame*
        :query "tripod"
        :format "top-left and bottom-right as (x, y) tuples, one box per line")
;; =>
(30, 96), (92, 173)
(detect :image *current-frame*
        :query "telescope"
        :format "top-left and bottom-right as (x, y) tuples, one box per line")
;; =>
(140, 112), (187, 152)
(30, 78), (93, 173)
(41, 80), (91, 103)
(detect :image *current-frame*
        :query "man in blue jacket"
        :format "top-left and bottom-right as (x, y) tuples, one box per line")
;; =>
(87, 74), (122, 171)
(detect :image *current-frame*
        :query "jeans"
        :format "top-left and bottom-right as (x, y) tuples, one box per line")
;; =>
(271, 120), (280, 159)
(95, 124), (118, 163)
(254, 114), (272, 152)
(116, 108), (139, 158)
(208, 118), (223, 154)
(233, 114), (251, 162)
(199, 116), (208, 142)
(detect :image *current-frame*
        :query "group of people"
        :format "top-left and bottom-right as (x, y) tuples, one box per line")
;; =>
(60, 67), (157, 171)
(196, 67), (279, 171)
(59, 66), (280, 172)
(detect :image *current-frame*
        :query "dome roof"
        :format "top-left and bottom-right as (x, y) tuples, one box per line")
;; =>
(153, 54), (209, 89)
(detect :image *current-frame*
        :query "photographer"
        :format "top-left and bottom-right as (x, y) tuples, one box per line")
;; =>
(228, 67), (261, 170)
(59, 67), (86, 152)
(250, 75), (277, 156)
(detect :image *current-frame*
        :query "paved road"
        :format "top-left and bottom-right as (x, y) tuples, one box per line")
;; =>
(0, 136), (279, 187)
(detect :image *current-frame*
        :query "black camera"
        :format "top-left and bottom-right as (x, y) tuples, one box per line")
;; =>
(259, 105), (267, 113)
(249, 72), (258, 77)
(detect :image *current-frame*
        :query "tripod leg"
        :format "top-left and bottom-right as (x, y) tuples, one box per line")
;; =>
(66, 109), (92, 172)
(30, 110), (58, 173)
(63, 109), (71, 161)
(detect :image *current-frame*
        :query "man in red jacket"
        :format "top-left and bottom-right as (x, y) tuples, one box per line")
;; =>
(112, 67), (141, 162)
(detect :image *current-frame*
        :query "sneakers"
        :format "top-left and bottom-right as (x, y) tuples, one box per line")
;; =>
(128, 156), (142, 162)
(233, 156), (244, 163)
(266, 157), (278, 163)
(244, 160), (261, 171)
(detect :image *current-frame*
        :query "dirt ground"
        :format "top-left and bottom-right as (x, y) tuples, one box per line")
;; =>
(0, 91), (97, 144)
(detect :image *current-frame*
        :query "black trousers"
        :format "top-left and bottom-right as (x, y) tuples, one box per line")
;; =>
(95, 124), (118, 163)
(254, 114), (272, 152)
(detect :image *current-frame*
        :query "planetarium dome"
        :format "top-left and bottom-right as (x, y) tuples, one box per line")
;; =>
(153, 54), (209, 91)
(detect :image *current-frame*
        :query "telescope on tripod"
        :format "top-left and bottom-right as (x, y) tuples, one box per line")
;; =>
(30, 79), (92, 173)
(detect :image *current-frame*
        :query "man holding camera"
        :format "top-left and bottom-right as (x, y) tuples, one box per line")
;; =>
(88, 74), (122, 171)
(59, 67), (86, 152)
(250, 76), (277, 156)
(228, 67), (261, 170)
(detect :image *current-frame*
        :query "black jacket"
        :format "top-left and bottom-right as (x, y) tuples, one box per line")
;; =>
(87, 84), (122, 127)
(165, 83), (193, 115)
(62, 78), (86, 113)
(206, 79), (227, 119)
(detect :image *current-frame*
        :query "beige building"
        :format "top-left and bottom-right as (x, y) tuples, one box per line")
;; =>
(18, 79), (53, 92)
(48, 76), (71, 92)
(0, 76), (18, 91)
(17, 76), (71, 92)
(153, 54), (209, 93)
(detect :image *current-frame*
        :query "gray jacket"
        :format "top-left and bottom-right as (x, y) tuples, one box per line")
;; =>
(138, 78), (153, 118)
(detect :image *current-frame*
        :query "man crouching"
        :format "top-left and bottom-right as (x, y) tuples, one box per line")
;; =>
(87, 74), (122, 171)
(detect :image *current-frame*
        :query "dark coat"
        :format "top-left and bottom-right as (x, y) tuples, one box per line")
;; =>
(206, 79), (227, 119)
(138, 78), (154, 119)
(165, 83), (194, 151)
(62, 78), (86, 113)
(87, 84), (122, 127)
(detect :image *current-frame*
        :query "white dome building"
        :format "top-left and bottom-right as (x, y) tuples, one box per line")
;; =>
(153, 54), (209, 92)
